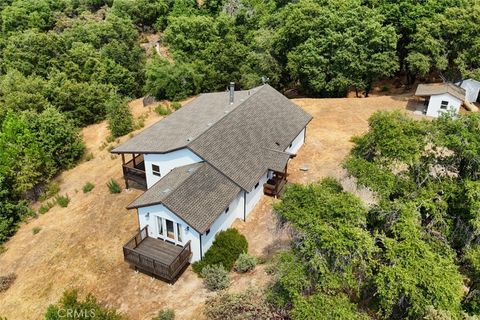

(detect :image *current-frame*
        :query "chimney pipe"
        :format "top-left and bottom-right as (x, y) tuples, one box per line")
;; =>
(229, 82), (235, 104)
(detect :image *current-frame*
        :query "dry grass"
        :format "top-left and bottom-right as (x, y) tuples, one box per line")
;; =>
(0, 94), (416, 320)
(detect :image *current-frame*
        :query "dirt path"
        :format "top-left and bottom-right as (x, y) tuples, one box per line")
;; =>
(0, 94), (413, 320)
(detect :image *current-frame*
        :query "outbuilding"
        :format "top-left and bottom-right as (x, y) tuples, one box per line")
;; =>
(415, 83), (465, 118)
(456, 78), (480, 103)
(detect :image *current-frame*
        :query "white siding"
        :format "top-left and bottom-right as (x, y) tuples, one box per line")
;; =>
(245, 172), (268, 217)
(200, 191), (245, 256)
(138, 204), (201, 261)
(144, 149), (203, 188)
(426, 93), (462, 118)
(284, 128), (305, 154)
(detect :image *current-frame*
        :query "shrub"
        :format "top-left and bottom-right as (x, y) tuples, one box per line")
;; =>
(84, 152), (94, 161)
(171, 101), (182, 110)
(0, 273), (16, 292)
(204, 290), (272, 320)
(381, 85), (389, 92)
(107, 97), (133, 138)
(201, 264), (230, 291)
(82, 182), (95, 193)
(107, 179), (122, 194)
(155, 105), (171, 116)
(55, 194), (70, 208)
(38, 201), (55, 214)
(192, 228), (248, 274)
(45, 289), (123, 320)
(153, 309), (175, 320)
(234, 253), (257, 273)
(32, 227), (41, 235)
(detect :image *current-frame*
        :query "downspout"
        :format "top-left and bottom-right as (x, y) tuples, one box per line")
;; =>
(243, 191), (247, 221)
(199, 232), (203, 260)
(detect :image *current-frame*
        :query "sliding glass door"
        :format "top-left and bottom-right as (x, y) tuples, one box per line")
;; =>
(156, 216), (184, 246)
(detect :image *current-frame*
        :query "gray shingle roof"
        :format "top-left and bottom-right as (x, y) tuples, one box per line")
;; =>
(415, 83), (466, 101)
(189, 84), (312, 191)
(127, 162), (241, 233)
(112, 88), (261, 154)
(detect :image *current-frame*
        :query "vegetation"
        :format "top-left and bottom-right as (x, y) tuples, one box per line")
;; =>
(32, 227), (41, 235)
(55, 194), (70, 208)
(82, 182), (95, 193)
(107, 97), (133, 138)
(152, 309), (175, 320)
(204, 290), (272, 320)
(154, 105), (172, 116)
(201, 264), (230, 291)
(0, 273), (16, 293)
(192, 228), (247, 274)
(107, 179), (122, 194)
(234, 253), (257, 273)
(45, 289), (124, 320)
(38, 201), (55, 215)
(268, 112), (480, 318)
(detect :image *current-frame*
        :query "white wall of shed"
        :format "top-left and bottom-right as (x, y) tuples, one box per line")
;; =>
(426, 93), (462, 118)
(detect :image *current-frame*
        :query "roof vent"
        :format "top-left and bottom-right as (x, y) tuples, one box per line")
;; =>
(186, 137), (193, 142)
(187, 168), (195, 173)
(275, 142), (280, 146)
(162, 188), (171, 194)
(207, 122), (213, 127)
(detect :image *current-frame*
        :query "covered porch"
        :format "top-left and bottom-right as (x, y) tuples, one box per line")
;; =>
(121, 153), (147, 190)
(264, 164), (288, 198)
(123, 226), (192, 283)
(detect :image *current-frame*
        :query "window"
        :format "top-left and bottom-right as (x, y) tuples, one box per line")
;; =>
(152, 164), (161, 176)
(289, 143), (292, 148)
(440, 100), (449, 110)
(206, 229), (210, 236)
(177, 223), (183, 243)
(166, 219), (175, 239)
(225, 206), (229, 213)
(254, 182), (260, 189)
(156, 216), (163, 235)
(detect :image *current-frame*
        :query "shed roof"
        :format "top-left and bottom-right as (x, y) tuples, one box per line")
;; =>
(127, 162), (241, 234)
(415, 83), (466, 101)
(112, 88), (260, 154)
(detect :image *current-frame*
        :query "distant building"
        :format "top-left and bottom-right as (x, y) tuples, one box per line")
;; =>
(415, 83), (465, 118)
(111, 84), (312, 282)
(456, 78), (480, 103)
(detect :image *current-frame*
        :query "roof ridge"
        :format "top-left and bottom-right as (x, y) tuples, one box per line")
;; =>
(186, 84), (267, 147)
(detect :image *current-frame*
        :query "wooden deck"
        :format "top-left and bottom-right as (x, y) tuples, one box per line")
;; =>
(122, 154), (147, 190)
(123, 226), (191, 282)
(264, 168), (287, 198)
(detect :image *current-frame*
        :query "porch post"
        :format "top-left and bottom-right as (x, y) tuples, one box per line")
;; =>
(132, 153), (136, 167)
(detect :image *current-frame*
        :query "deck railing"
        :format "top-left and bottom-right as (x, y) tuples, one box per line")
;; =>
(122, 155), (147, 189)
(123, 226), (192, 282)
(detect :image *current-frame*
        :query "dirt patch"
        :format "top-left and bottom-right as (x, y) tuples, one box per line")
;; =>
(0, 94), (415, 319)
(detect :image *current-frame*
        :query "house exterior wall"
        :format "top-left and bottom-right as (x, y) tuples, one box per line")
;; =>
(458, 79), (480, 103)
(426, 93), (462, 118)
(285, 128), (305, 154)
(144, 149), (203, 188)
(245, 172), (268, 217)
(137, 204), (202, 261)
(200, 191), (245, 257)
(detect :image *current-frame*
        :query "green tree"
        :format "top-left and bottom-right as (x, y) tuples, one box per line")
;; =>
(107, 97), (133, 138)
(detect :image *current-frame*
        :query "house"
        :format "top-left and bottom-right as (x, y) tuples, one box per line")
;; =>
(112, 83), (312, 282)
(415, 83), (465, 118)
(456, 78), (480, 103)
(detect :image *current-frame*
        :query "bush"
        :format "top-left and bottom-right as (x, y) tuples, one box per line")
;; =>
(45, 289), (123, 320)
(153, 309), (175, 320)
(55, 194), (70, 208)
(234, 253), (257, 273)
(381, 85), (389, 92)
(201, 264), (230, 291)
(204, 290), (272, 320)
(38, 201), (55, 214)
(171, 101), (182, 110)
(155, 105), (171, 116)
(0, 273), (16, 292)
(82, 182), (95, 193)
(192, 228), (248, 274)
(84, 152), (94, 161)
(107, 97), (133, 138)
(32, 227), (41, 235)
(107, 179), (122, 194)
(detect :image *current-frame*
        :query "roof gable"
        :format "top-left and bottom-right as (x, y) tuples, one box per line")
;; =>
(415, 83), (465, 101)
